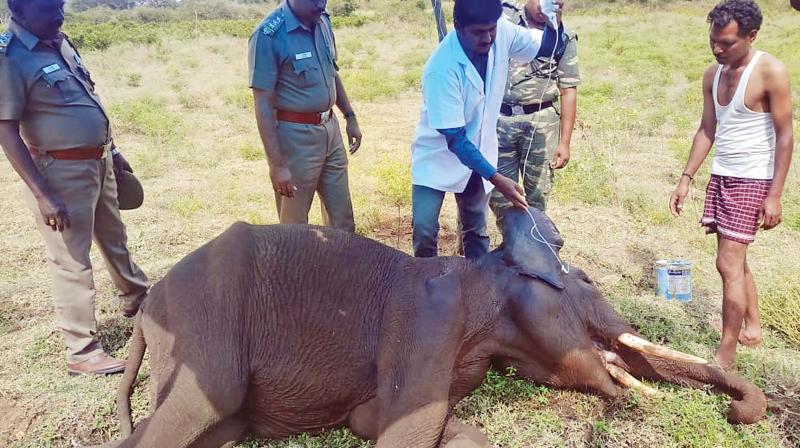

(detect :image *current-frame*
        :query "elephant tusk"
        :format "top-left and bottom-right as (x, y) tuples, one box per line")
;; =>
(605, 363), (662, 397)
(617, 333), (709, 365)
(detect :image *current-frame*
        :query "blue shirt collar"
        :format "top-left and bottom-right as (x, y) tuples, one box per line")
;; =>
(8, 19), (40, 51)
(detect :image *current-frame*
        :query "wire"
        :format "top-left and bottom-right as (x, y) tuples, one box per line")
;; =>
(519, 13), (570, 274)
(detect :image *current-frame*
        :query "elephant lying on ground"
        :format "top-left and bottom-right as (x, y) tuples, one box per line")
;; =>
(99, 208), (766, 448)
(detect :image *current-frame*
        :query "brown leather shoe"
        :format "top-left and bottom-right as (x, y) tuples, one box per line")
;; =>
(67, 353), (125, 376)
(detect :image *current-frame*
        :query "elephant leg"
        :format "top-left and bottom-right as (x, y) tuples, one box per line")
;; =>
(192, 418), (248, 448)
(440, 418), (490, 448)
(559, 349), (621, 398)
(348, 397), (379, 440)
(114, 367), (248, 448)
(374, 273), (469, 448)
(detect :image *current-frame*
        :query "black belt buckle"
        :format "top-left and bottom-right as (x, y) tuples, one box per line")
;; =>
(501, 101), (554, 116)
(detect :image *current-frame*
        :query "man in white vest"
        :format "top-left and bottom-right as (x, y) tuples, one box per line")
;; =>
(669, 0), (793, 370)
(411, 0), (542, 258)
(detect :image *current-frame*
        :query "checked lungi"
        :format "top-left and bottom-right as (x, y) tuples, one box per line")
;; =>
(700, 174), (773, 244)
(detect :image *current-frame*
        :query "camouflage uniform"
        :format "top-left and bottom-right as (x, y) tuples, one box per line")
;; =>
(490, 1), (581, 217)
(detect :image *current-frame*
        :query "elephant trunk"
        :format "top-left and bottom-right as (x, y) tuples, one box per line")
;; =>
(583, 301), (766, 424)
(614, 344), (767, 424)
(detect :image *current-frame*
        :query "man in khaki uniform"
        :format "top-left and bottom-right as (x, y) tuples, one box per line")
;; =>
(490, 0), (580, 225)
(249, 0), (362, 232)
(0, 0), (148, 375)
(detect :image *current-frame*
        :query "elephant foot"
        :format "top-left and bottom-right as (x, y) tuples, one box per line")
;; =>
(441, 419), (490, 448)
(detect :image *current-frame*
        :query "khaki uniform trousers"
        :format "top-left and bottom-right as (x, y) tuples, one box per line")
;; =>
(274, 115), (355, 232)
(22, 154), (149, 364)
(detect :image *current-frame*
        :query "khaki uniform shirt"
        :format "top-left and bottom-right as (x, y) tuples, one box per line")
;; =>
(501, 2), (581, 106)
(248, 2), (338, 114)
(0, 20), (111, 151)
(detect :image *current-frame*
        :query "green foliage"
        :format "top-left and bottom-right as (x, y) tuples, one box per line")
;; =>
(64, 16), (366, 51)
(71, 0), (138, 12)
(329, 0), (358, 17)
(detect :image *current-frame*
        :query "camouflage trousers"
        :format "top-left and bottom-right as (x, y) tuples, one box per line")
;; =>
(490, 106), (561, 225)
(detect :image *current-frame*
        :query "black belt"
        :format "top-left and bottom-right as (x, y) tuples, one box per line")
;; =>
(500, 101), (555, 116)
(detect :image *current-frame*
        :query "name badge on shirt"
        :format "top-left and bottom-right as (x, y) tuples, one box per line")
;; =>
(295, 52), (313, 61)
(42, 63), (61, 74)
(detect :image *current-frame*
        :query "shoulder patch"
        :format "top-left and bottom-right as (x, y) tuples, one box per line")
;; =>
(262, 12), (285, 37)
(0, 32), (13, 56)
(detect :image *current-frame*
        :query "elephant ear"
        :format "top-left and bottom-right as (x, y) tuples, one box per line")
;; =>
(499, 207), (565, 289)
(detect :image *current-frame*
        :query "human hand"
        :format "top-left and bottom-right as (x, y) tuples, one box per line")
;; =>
(550, 143), (570, 169)
(759, 195), (782, 230)
(345, 115), (362, 154)
(669, 180), (690, 216)
(37, 191), (71, 232)
(270, 165), (296, 198)
(491, 173), (527, 210)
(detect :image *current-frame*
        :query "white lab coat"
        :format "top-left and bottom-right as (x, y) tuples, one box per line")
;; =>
(411, 18), (542, 193)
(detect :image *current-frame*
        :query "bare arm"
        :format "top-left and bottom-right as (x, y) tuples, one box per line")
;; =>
(552, 86), (576, 169)
(670, 65), (718, 216)
(334, 72), (363, 154)
(0, 121), (70, 230)
(253, 88), (294, 198)
(760, 59), (794, 229)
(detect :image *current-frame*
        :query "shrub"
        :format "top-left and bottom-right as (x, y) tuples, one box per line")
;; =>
(329, 0), (358, 17)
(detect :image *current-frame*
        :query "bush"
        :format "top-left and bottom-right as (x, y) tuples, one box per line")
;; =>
(63, 14), (366, 51)
(329, 0), (358, 17)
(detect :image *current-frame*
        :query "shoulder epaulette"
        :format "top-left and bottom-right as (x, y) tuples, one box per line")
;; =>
(0, 31), (13, 56)
(502, 1), (521, 11)
(261, 10), (285, 37)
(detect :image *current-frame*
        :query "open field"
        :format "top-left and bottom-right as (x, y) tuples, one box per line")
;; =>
(1, 0), (799, 446)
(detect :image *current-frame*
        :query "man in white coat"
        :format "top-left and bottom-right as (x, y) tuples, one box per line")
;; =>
(411, 0), (542, 258)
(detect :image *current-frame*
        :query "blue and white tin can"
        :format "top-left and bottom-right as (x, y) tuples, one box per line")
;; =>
(655, 259), (692, 302)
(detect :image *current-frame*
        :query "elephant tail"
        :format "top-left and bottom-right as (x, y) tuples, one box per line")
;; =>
(118, 311), (146, 436)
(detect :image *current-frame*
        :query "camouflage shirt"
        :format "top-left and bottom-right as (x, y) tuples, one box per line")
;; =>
(501, 1), (581, 105)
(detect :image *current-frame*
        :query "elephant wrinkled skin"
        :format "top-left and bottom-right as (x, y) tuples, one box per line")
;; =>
(98, 208), (766, 448)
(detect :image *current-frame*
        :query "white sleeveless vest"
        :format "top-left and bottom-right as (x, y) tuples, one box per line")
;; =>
(711, 51), (776, 180)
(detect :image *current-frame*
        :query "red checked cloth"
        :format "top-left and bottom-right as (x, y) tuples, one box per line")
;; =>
(701, 174), (772, 244)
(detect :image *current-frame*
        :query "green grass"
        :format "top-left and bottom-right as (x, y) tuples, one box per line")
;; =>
(340, 68), (406, 101)
(109, 95), (181, 141)
(551, 153), (617, 206)
(760, 281), (800, 348)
